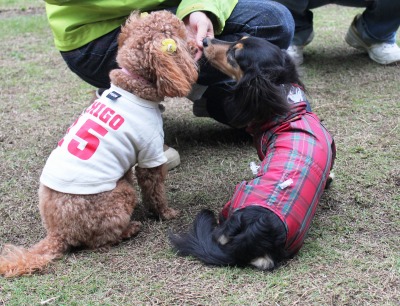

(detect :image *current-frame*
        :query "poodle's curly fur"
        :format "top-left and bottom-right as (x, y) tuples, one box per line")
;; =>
(0, 10), (198, 277)
(111, 10), (198, 101)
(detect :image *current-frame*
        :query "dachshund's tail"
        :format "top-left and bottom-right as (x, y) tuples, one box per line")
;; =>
(169, 207), (286, 270)
(0, 235), (68, 277)
(169, 209), (236, 266)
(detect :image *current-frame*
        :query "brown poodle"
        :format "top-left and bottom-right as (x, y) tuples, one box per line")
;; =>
(0, 10), (198, 277)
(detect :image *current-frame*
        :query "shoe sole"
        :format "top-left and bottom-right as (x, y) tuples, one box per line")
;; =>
(304, 31), (315, 46)
(368, 53), (400, 65)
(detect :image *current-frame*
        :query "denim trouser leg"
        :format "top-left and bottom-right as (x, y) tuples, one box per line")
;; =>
(275, 0), (399, 45)
(333, 0), (399, 44)
(274, 0), (316, 45)
(60, 28), (120, 89)
(358, 0), (400, 44)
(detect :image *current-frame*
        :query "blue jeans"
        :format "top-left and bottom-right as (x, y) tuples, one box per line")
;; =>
(275, 0), (400, 45)
(60, 0), (294, 125)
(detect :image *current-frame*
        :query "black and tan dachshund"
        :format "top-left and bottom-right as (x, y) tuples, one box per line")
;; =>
(170, 36), (336, 270)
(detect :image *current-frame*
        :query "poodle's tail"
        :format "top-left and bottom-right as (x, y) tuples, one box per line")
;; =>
(0, 235), (68, 277)
(169, 207), (286, 270)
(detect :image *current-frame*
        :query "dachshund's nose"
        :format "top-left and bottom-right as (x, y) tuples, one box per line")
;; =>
(202, 38), (209, 47)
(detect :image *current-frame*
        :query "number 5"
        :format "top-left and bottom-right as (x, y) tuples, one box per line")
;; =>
(67, 119), (108, 160)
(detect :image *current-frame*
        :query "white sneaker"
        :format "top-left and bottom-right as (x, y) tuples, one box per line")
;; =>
(286, 31), (315, 65)
(163, 145), (180, 170)
(287, 45), (305, 65)
(367, 43), (400, 65)
(345, 14), (400, 65)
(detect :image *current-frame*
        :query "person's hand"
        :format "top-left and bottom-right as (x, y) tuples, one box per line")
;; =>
(183, 11), (214, 61)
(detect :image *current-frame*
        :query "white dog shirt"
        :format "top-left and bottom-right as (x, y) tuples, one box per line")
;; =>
(40, 84), (167, 194)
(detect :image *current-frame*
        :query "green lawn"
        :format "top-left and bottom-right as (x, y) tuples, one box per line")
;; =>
(0, 2), (399, 305)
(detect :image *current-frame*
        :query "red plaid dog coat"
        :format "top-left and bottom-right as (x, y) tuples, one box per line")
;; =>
(221, 84), (336, 256)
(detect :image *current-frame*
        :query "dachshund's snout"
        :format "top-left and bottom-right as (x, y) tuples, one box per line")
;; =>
(202, 38), (210, 48)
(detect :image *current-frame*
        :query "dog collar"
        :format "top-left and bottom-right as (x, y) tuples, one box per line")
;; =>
(121, 67), (153, 85)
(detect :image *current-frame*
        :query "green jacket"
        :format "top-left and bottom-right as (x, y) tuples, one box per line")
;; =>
(45, 0), (238, 51)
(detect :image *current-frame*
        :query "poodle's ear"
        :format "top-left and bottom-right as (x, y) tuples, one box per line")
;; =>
(118, 11), (141, 48)
(151, 37), (198, 98)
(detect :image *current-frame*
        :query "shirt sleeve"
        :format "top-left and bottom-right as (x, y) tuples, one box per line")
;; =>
(137, 134), (167, 168)
(176, 0), (238, 34)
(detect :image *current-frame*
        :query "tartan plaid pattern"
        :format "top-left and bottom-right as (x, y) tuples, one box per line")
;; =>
(221, 85), (335, 256)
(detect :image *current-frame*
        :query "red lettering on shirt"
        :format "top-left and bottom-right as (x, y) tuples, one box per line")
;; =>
(67, 119), (108, 160)
(99, 107), (115, 124)
(58, 115), (82, 147)
(109, 115), (125, 130)
(86, 101), (102, 115)
(92, 104), (106, 117)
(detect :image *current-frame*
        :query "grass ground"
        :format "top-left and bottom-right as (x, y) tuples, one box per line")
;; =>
(0, 1), (399, 305)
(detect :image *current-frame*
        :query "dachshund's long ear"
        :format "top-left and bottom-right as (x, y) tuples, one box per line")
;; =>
(230, 73), (289, 128)
(151, 37), (198, 98)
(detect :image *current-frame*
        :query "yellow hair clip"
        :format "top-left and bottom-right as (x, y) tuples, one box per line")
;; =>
(140, 12), (149, 18)
(161, 38), (177, 54)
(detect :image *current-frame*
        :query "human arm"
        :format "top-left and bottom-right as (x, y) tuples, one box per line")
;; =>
(176, 0), (238, 60)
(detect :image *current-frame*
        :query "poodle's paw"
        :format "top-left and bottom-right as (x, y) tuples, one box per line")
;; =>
(160, 207), (180, 220)
(121, 221), (142, 239)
